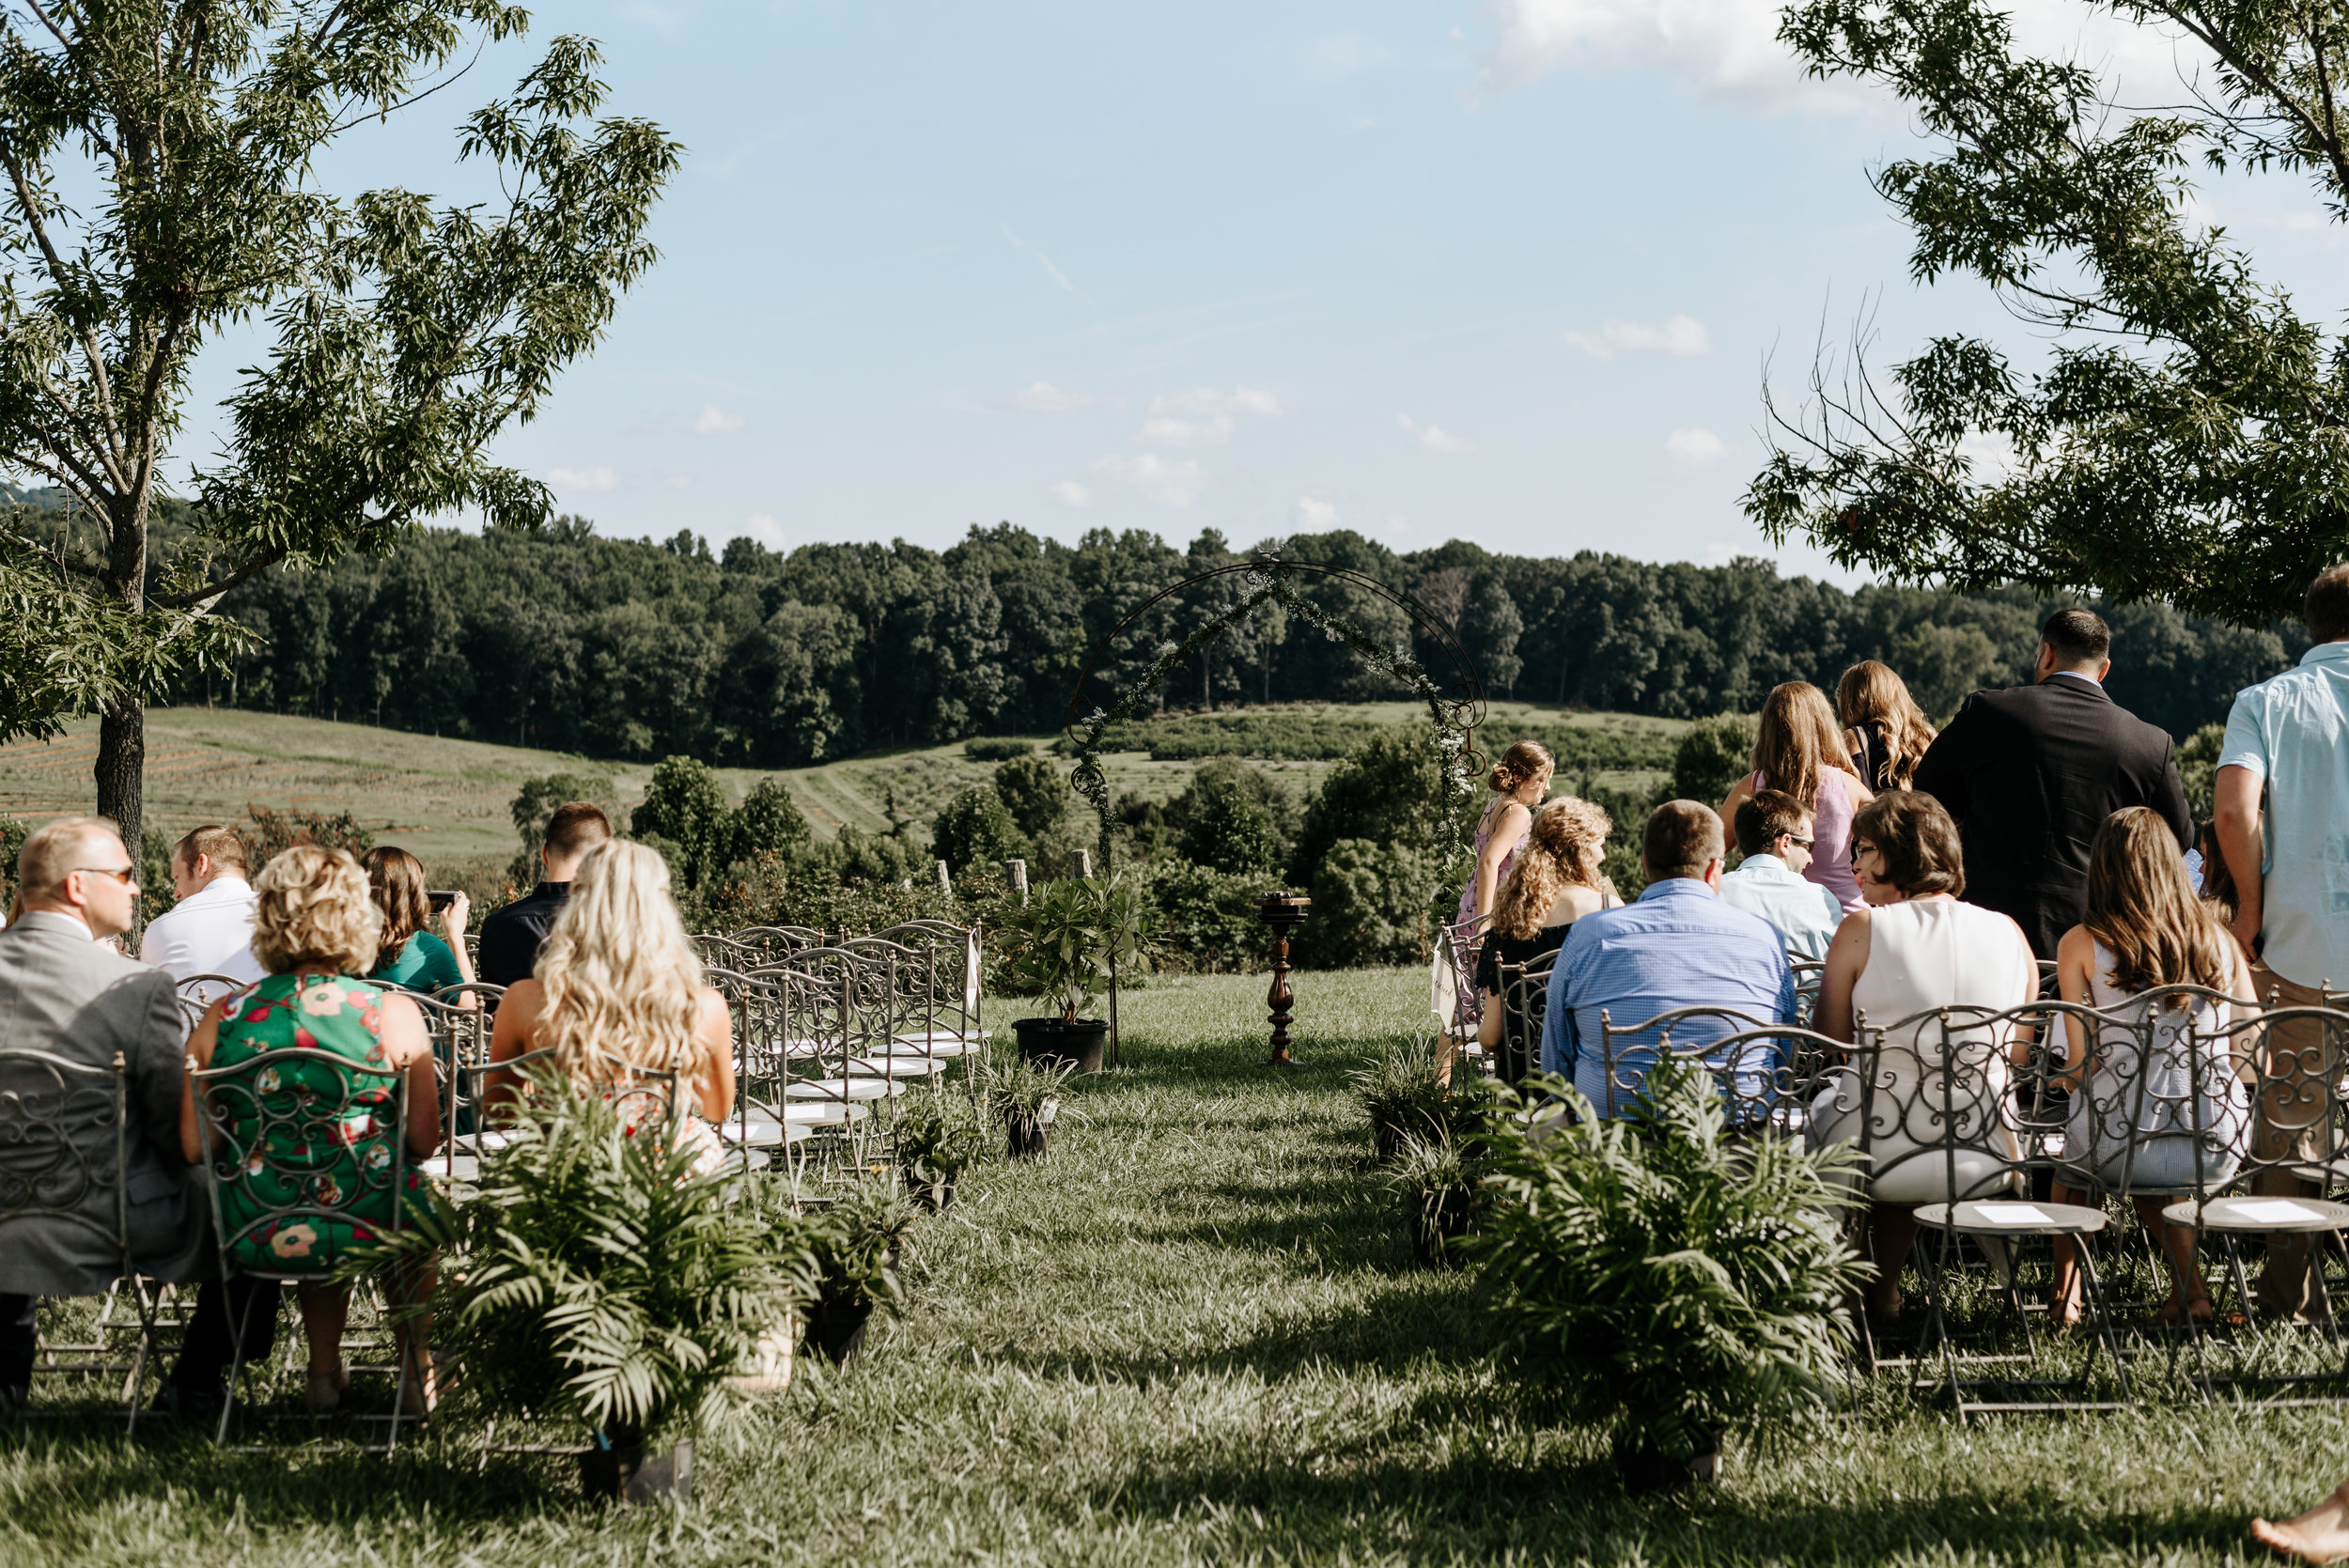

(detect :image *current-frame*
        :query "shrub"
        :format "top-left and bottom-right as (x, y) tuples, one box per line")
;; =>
(1300, 837), (1440, 967)
(243, 804), (377, 863)
(992, 754), (1069, 841)
(1176, 771), (1282, 876)
(1290, 729), (1466, 885)
(733, 777), (813, 862)
(1138, 860), (1267, 974)
(931, 785), (1028, 877)
(631, 755), (733, 891)
(1472, 1059), (1868, 1472)
(2177, 721), (2225, 822)
(1669, 713), (1758, 807)
(964, 737), (1035, 762)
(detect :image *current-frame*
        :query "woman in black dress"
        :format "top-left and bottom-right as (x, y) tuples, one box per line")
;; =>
(1836, 659), (1937, 792)
(1473, 796), (1619, 1060)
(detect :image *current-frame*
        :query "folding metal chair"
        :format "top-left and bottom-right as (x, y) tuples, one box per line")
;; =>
(1493, 951), (1557, 1088)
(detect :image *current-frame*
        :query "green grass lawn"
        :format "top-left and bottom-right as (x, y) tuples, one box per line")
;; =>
(5, 968), (2336, 1565)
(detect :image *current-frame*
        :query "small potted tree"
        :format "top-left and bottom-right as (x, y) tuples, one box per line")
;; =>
(370, 1074), (816, 1503)
(802, 1184), (919, 1366)
(1000, 877), (1157, 1072)
(1471, 1057), (1868, 1492)
(894, 1084), (985, 1212)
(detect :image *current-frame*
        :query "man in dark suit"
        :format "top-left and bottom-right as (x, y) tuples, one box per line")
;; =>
(1912, 608), (2193, 959)
(475, 801), (612, 988)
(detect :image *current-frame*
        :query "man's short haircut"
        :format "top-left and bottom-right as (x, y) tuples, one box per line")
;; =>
(1850, 790), (1967, 898)
(1641, 800), (1725, 882)
(543, 801), (613, 861)
(2306, 562), (2349, 644)
(175, 824), (248, 876)
(2041, 607), (2111, 668)
(16, 815), (121, 901)
(1733, 789), (1811, 859)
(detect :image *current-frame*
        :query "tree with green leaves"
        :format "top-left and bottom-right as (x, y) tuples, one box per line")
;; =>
(990, 753), (1066, 842)
(1750, 0), (2349, 625)
(0, 4), (676, 852)
(631, 754), (730, 893)
(930, 785), (1024, 879)
(732, 776), (811, 864)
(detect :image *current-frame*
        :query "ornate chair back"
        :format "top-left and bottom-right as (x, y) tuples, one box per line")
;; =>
(1809, 1003), (2032, 1205)
(2051, 985), (2256, 1203)
(0, 1048), (132, 1283)
(867, 921), (983, 1044)
(1494, 950), (1557, 1087)
(173, 973), (253, 1034)
(1593, 1004), (1783, 1124)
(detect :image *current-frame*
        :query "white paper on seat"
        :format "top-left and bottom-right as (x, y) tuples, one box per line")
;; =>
(2233, 1199), (2326, 1223)
(1971, 1203), (2054, 1226)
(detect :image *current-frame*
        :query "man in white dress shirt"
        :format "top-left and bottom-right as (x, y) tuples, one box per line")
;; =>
(1717, 789), (1846, 961)
(137, 825), (264, 993)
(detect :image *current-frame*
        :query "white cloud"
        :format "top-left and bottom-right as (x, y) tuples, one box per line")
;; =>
(743, 513), (785, 549)
(1397, 414), (1474, 455)
(663, 474), (693, 490)
(546, 465), (619, 493)
(693, 404), (746, 435)
(1476, 0), (2210, 112)
(1093, 453), (1211, 507)
(1049, 479), (1094, 508)
(1294, 495), (1341, 529)
(1385, 514), (1410, 536)
(1140, 413), (1235, 447)
(1008, 380), (1088, 412)
(1564, 313), (1711, 359)
(1152, 386), (1284, 418)
(1664, 427), (1729, 471)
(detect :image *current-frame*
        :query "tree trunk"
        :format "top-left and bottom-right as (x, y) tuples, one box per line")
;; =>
(96, 704), (145, 856)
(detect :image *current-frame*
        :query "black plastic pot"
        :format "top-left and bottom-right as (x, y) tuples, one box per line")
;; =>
(903, 1166), (957, 1212)
(1013, 1016), (1109, 1074)
(1409, 1198), (1475, 1270)
(1612, 1428), (1722, 1495)
(579, 1438), (694, 1503)
(1005, 1111), (1051, 1158)
(806, 1299), (874, 1365)
(1370, 1119), (1405, 1166)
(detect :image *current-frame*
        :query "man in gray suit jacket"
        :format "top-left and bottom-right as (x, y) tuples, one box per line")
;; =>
(0, 816), (210, 1403)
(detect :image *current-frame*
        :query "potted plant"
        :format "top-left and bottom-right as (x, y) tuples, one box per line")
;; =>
(1470, 1057), (1868, 1494)
(894, 1084), (985, 1212)
(366, 1073), (816, 1503)
(1346, 1035), (1451, 1164)
(988, 1055), (1076, 1159)
(1000, 877), (1158, 1073)
(1385, 1129), (1480, 1269)
(801, 1183), (918, 1366)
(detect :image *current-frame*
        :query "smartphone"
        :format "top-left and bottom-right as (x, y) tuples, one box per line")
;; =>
(428, 890), (458, 911)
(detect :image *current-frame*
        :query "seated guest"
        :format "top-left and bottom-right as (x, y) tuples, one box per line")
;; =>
(1719, 789), (1845, 961)
(2047, 807), (2258, 1327)
(1813, 791), (2037, 1320)
(1718, 681), (1875, 915)
(139, 825), (266, 1001)
(1473, 797), (1619, 1061)
(1540, 800), (1796, 1117)
(476, 801), (611, 988)
(485, 841), (734, 1173)
(179, 846), (442, 1416)
(0, 816), (210, 1406)
(361, 846), (477, 997)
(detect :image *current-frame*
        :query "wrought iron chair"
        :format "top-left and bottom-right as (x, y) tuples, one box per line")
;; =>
(0, 1048), (163, 1429)
(189, 1045), (427, 1446)
(724, 970), (862, 1178)
(1493, 951), (1558, 1088)
(1593, 1004), (1788, 1127)
(1789, 958), (1827, 1032)
(867, 920), (986, 1052)
(173, 972), (254, 1034)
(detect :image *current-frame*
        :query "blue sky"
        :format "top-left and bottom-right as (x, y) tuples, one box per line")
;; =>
(183, 2), (2349, 577)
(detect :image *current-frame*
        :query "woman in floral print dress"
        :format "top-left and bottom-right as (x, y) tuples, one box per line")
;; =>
(180, 845), (443, 1416)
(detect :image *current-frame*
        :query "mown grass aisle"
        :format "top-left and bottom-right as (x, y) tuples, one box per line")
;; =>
(1, 967), (2342, 1564)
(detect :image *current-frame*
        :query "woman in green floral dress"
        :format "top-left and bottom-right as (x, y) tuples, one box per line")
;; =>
(180, 845), (443, 1416)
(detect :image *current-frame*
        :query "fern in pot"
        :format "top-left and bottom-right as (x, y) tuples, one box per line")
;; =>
(1470, 1057), (1867, 1493)
(367, 1073), (816, 1503)
(802, 1182), (918, 1366)
(894, 1083), (986, 1212)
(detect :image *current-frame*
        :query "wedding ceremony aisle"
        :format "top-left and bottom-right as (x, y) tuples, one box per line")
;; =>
(1, 967), (2338, 1566)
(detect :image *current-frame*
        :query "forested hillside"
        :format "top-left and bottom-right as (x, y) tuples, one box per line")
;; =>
(166, 515), (2301, 765)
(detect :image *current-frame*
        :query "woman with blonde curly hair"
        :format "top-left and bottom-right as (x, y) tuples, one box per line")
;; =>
(178, 845), (442, 1416)
(1471, 796), (1619, 1060)
(484, 840), (735, 1172)
(1837, 660), (1937, 792)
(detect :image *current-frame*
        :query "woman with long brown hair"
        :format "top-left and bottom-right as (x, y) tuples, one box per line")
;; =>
(1718, 681), (1874, 913)
(1446, 739), (1555, 1025)
(1472, 797), (1619, 1059)
(2046, 807), (2257, 1328)
(1837, 660), (1937, 791)
(360, 846), (477, 996)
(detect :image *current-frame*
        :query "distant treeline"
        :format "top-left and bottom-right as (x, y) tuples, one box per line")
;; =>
(163, 516), (2304, 763)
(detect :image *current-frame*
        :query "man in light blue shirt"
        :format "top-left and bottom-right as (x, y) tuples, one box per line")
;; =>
(1717, 788), (1847, 961)
(2215, 562), (2349, 1316)
(1540, 800), (1797, 1118)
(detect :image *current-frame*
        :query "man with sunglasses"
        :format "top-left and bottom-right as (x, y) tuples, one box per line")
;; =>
(0, 815), (210, 1410)
(1718, 788), (1844, 961)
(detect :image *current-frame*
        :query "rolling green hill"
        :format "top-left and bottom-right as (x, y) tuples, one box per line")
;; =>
(0, 702), (1683, 867)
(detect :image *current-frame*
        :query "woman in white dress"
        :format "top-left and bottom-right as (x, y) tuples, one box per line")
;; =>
(2046, 807), (2257, 1327)
(1814, 790), (2038, 1320)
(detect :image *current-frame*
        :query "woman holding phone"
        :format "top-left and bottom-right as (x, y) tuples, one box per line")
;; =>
(361, 846), (477, 996)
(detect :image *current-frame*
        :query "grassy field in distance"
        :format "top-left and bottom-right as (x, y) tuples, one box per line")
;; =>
(0, 701), (1682, 865)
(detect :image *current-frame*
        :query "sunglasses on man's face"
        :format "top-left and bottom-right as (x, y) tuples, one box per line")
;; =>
(73, 865), (139, 887)
(1781, 835), (1815, 850)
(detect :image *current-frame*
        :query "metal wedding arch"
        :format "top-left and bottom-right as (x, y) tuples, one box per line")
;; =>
(1059, 550), (1490, 873)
